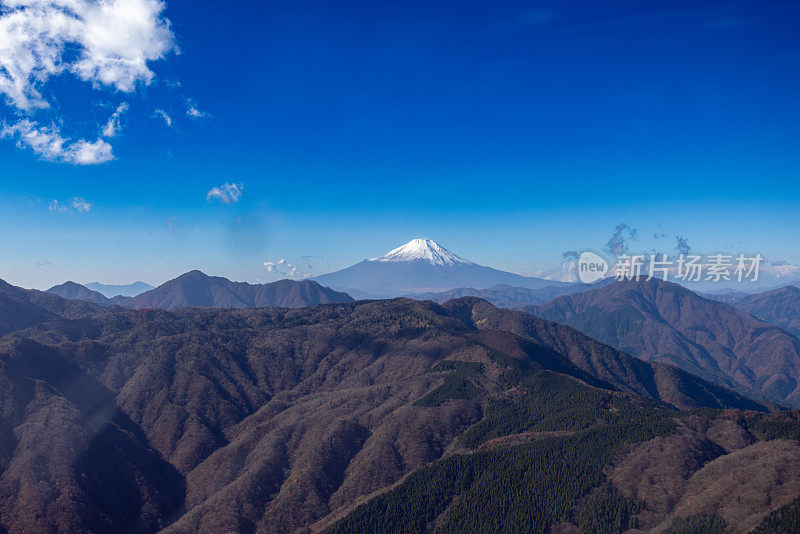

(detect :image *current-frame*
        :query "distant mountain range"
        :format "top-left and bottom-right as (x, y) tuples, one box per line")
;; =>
(407, 278), (616, 307)
(312, 238), (567, 298)
(698, 288), (750, 303)
(524, 277), (800, 408)
(85, 281), (154, 298)
(48, 271), (353, 310)
(733, 284), (800, 338)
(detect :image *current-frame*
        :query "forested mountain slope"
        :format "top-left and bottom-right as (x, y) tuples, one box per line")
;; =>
(124, 270), (354, 309)
(525, 278), (800, 408)
(0, 294), (789, 533)
(734, 285), (800, 338)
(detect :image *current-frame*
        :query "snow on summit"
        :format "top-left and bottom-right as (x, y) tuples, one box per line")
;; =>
(370, 238), (474, 266)
(313, 237), (562, 296)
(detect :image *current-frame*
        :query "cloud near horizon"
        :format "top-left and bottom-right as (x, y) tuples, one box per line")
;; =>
(263, 258), (309, 279)
(764, 260), (800, 280)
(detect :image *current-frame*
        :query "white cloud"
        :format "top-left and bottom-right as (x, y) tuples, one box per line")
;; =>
(49, 196), (93, 213)
(0, 0), (176, 111)
(68, 138), (113, 163)
(263, 258), (309, 279)
(70, 196), (92, 211)
(185, 98), (208, 119)
(0, 0), (176, 162)
(153, 108), (172, 127)
(48, 199), (67, 213)
(207, 182), (243, 204)
(101, 102), (129, 137)
(186, 106), (206, 118)
(763, 261), (800, 280)
(1, 119), (113, 164)
(532, 262), (578, 283)
(263, 258), (286, 272)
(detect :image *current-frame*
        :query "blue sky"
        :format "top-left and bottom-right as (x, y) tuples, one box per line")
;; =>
(1, 0), (800, 289)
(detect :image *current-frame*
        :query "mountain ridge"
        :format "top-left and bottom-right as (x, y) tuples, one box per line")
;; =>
(733, 285), (800, 338)
(407, 278), (617, 307)
(0, 278), (101, 336)
(524, 277), (800, 408)
(47, 281), (112, 306)
(123, 270), (354, 309)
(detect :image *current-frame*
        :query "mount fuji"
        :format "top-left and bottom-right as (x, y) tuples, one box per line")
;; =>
(312, 238), (569, 298)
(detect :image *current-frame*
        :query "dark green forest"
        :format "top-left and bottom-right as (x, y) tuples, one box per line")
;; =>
(751, 495), (800, 533)
(662, 513), (726, 534)
(325, 355), (678, 534)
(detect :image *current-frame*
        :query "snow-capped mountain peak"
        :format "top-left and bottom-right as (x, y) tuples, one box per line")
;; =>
(369, 238), (474, 266)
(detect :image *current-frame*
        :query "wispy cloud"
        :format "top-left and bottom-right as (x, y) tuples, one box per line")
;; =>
(603, 223), (639, 256)
(207, 182), (243, 204)
(764, 260), (800, 280)
(165, 216), (183, 238)
(0, 0), (176, 162)
(1, 120), (113, 164)
(48, 200), (67, 213)
(71, 197), (92, 212)
(154, 109), (173, 127)
(102, 103), (130, 138)
(185, 98), (209, 119)
(675, 236), (691, 255)
(49, 197), (93, 213)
